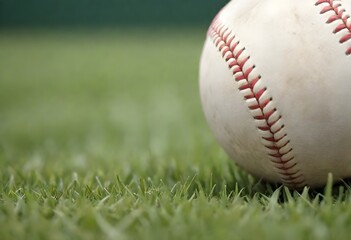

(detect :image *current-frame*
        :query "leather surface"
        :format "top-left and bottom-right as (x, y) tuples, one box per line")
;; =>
(199, 0), (351, 188)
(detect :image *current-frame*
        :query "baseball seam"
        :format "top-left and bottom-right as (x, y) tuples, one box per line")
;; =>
(315, 0), (351, 55)
(208, 18), (306, 188)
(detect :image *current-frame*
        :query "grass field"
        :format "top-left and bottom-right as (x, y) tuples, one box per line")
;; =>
(1, 28), (351, 240)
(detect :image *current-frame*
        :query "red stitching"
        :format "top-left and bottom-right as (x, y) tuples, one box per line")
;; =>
(208, 19), (306, 188)
(316, 0), (351, 55)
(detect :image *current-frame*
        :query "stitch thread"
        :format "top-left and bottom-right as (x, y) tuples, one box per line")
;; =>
(316, 0), (351, 55)
(208, 19), (306, 188)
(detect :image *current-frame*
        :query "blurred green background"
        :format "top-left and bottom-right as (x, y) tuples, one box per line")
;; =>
(0, 0), (229, 159)
(0, 0), (232, 191)
(1, 0), (228, 28)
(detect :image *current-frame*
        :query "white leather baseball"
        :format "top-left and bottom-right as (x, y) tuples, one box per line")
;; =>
(199, 0), (351, 188)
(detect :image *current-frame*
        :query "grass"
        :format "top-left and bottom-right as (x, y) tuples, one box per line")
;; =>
(1, 27), (351, 240)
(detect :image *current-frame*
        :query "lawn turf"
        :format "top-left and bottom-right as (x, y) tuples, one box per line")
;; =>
(1, 28), (351, 240)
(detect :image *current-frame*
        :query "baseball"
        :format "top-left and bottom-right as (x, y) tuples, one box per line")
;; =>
(199, 0), (351, 188)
